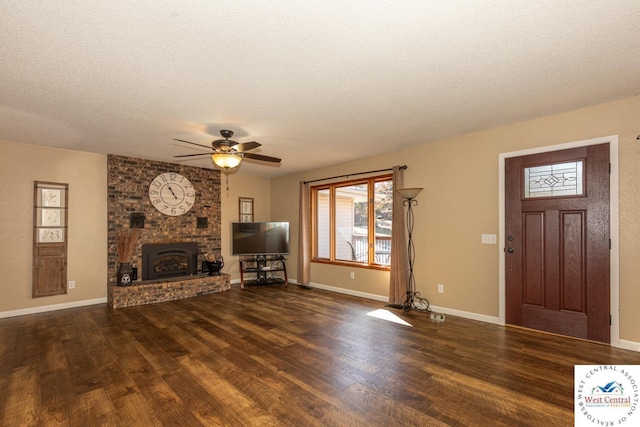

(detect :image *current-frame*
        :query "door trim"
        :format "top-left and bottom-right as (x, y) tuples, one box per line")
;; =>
(498, 135), (619, 347)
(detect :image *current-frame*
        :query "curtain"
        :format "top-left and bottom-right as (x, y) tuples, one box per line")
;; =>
(388, 166), (409, 306)
(297, 181), (311, 285)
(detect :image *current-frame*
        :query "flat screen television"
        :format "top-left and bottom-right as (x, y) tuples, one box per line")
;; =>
(232, 222), (290, 256)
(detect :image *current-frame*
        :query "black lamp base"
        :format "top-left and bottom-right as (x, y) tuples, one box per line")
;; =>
(402, 291), (431, 312)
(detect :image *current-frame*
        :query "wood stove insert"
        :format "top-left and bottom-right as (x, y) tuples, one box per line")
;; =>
(142, 242), (198, 281)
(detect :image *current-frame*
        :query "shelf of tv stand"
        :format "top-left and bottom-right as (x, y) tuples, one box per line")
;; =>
(239, 255), (288, 289)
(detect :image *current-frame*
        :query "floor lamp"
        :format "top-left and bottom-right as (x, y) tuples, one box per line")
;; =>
(397, 187), (431, 313)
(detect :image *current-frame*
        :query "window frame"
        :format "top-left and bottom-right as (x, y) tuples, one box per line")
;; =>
(310, 173), (392, 270)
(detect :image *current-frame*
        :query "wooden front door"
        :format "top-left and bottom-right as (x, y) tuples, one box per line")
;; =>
(505, 143), (610, 343)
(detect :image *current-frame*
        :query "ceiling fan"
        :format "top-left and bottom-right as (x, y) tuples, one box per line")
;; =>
(173, 130), (281, 169)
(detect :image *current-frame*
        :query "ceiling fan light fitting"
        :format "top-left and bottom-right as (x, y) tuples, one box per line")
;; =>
(211, 153), (242, 169)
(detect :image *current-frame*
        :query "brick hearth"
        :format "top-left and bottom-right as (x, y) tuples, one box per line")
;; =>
(108, 274), (230, 308)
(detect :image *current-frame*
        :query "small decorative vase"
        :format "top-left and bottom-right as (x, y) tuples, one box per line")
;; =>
(205, 261), (223, 276)
(204, 254), (224, 276)
(117, 262), (133, 286)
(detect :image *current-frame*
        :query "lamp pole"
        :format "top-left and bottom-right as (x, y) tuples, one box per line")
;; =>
(396, 188), (430, 313)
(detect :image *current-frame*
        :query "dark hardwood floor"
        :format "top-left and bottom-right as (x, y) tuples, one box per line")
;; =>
(2, 285), (639, 426)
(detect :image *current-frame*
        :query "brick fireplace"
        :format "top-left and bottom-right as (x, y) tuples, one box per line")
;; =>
(107, 155), (229, 307)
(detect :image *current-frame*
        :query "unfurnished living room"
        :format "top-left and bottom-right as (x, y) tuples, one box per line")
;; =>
(2, 2), (640, 426)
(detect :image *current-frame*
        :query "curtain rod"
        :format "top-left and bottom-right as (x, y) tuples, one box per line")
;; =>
(303, 165), (407, 184)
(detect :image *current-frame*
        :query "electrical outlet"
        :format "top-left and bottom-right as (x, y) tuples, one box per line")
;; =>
(68, 280), (76, 289)
(438, 284), (444, 294)
(350, 272), (355, 280)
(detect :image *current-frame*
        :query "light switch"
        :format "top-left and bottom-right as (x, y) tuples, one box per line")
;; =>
(481, 234), (497, 244)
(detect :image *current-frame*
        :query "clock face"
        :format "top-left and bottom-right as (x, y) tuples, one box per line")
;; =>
(148, 172), (196, 216)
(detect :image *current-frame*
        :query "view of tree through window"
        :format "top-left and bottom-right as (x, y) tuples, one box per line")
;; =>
(312, 175), (392, 268)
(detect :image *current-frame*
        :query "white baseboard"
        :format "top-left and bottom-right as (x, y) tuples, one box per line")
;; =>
(619, 339), (640, 352)
(0, 297), (108, 319)
(298, 280), (389, 302)
(427, 304), (502, 325)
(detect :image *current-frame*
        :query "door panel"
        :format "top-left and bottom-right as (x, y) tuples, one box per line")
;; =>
(523, 212), (544, 306)
(506, 143), (610, 343)
(561, 211), (585, 313)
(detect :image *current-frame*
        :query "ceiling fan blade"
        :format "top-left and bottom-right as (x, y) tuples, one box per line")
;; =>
(234, 141), (261, 152)
(174, 139), (211, 149)
(173, 153), (210, 158)
(243, 152), (281, 163)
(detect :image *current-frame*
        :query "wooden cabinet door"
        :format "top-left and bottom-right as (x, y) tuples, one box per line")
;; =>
(33, 245), (67, 297)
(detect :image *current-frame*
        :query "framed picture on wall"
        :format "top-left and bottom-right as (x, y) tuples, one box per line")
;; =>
(40, 188), (62, 207)
(239, 197), (253, 222)
(38, 228), (64, 243)
(41, 208), (62, 227)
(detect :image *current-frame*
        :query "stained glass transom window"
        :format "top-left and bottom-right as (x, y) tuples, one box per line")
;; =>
(524, 161), (583, 198)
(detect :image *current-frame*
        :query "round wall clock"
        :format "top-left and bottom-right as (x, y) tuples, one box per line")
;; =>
(148, 172), (196, 216)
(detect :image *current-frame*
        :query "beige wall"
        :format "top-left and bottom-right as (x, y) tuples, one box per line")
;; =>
(271, 95), (640, 344)
(220, 172), (271, 279)
(0, 141), (108, 313)
(2, 96), (638, 345)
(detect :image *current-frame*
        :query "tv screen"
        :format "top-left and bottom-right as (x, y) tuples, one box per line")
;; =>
(232, 222), (290, 256)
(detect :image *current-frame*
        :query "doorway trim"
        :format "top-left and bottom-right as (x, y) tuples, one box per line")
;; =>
(498, 135), (619, 347)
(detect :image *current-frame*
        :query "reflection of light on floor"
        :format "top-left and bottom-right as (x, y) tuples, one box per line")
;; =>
(366, 309), (413, 327)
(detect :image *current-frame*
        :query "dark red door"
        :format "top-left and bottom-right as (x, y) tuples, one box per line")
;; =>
(505, 143), (610, 343)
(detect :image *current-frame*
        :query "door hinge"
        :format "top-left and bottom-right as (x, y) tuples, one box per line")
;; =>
(610, 314), (612, 326)
(609, 239), (612, 250)
(609, 163), (611, 174)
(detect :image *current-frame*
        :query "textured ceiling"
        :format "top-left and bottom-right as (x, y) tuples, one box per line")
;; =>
(2, 1), (640, 177)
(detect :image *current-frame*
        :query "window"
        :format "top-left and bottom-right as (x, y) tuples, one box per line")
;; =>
(523, 160), (584, 198)
(311, 174), (392, 268)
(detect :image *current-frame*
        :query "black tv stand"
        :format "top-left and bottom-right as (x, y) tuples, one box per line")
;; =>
(239, 255), (288, 288)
